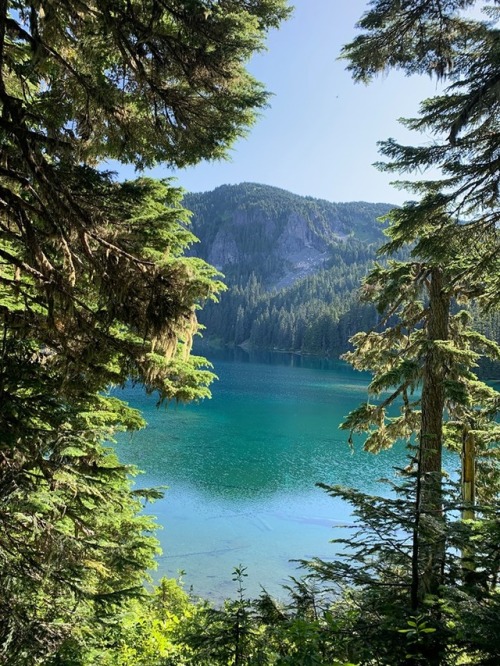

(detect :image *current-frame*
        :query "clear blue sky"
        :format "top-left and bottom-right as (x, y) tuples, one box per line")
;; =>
(113, 0), (445, 205)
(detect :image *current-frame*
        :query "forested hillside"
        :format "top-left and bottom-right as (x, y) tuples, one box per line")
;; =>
(185, 183), (394, 355)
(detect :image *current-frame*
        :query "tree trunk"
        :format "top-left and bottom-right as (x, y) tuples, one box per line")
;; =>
(462, 428), (475, 520)
(461, 427), (476, 578)
(416, 267), (450, 603)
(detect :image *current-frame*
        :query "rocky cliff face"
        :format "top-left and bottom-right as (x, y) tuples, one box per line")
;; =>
(184, 183), (393, 288)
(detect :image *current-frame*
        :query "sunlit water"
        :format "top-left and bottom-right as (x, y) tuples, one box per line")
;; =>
(113, 348), (451, 601)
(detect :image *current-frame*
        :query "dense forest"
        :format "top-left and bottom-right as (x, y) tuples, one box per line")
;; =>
(2, 1), (500, 665)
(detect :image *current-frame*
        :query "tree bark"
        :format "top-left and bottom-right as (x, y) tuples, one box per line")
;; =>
(462, 428), (475, 520)
(461, 427), (476, 578)
(417, 267), (450, 602)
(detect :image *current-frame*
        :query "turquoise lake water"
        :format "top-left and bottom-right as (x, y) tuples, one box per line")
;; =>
(114, 348), (421, 601)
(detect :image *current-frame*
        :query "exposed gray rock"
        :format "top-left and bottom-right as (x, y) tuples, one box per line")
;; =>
(185, 183), (393, 289)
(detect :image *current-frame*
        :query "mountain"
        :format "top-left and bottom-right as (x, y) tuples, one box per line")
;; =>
(184, 183), (396, 356)
(185, 183), (393, 289)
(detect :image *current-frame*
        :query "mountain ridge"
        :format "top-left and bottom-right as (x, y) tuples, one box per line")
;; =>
(185, 182), (394, 290)
(182, 183), (396, 356)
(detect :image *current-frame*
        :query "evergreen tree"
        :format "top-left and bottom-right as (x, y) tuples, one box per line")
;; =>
(341, 251), (500, 602)
(339, 0), (500, 609)
(302, 5), (500, 661)
(342, 0), (500, 304)
(0, 1), (290, 662)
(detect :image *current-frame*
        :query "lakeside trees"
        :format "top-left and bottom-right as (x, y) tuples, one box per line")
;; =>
(306, 1), (500, 661)
(94, 2), (500, 662)
(2, 0), (500, 663)
(0, 1), (290, 662)
(180, 183), (500, 361)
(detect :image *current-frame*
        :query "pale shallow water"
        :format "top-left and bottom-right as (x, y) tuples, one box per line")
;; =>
(113, 348), (435, 601)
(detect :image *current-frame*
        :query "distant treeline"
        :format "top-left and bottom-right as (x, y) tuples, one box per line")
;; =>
(199, 270), (500, 377)
(199, 254), (380, 356)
